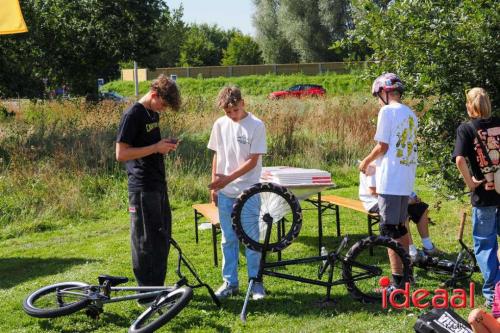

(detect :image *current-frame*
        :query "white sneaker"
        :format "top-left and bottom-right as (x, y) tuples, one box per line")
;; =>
(214, 281), (239, 299)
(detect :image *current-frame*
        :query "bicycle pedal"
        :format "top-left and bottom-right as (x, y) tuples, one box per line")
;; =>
(85, 307), (102, 320)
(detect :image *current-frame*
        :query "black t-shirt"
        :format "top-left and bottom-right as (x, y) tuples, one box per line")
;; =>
(452, 117), (500, 207)
(116, 102), (166, 192)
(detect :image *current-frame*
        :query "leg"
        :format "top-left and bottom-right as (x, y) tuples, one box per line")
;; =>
(129, 190), (170, 287)
(415, 209), (430, 239)
(217, 193), (240, 287)
(239, 194), (262, 280)
(471, 206), (500, 304)
(379, 194), (409, 279)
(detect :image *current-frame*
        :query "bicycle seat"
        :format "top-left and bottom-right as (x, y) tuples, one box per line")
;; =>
(98, 275), (129, 286)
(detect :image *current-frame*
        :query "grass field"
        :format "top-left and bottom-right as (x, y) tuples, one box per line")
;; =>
(0, 75), (485, 332)
(0, 177), (481, 333)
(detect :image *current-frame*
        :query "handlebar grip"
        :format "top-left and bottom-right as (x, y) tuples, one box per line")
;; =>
(457, 210), (467, 240)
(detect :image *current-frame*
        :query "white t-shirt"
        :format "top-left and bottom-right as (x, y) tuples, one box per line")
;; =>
(374, 102), (418, 195)
(359, 172), (378, 211)
(207, 112), (267, 198)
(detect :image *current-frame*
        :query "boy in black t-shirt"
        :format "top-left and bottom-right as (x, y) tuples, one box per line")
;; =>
(453, 87), (500, 307)
(116, 75), (181, 298)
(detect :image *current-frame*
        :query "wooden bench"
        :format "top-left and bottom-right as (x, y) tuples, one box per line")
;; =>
(192, 203), (220, 267)
(319, 195), (380, 237)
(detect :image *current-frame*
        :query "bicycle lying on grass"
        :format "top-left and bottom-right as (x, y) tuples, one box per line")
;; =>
(230, 182), (412, 322)
(23, 238), (221, 333)
(412, 211), (479, 288)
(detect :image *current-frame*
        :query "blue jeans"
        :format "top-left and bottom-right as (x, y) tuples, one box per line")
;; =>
(472, 206), (500, 303)
(218, 192), (261, 287)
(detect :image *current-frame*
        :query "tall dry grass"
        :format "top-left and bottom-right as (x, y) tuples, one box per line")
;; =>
(0, 95), (378, 238)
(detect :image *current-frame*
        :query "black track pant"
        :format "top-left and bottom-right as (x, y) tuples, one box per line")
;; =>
(128, 190), (171, 286)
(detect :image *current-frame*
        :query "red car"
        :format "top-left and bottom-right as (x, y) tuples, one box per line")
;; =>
(269, 84), (326, 99)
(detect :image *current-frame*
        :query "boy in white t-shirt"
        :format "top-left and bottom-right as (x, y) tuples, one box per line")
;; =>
(207, 86), (267, 300)
(359, 73), (417, 287)
(359, 165), (442, 261)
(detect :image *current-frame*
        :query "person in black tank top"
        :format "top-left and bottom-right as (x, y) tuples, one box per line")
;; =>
(116, 75), (181, 293)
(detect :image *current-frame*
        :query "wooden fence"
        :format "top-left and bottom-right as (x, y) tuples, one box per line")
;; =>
(121, 61), (372, 82)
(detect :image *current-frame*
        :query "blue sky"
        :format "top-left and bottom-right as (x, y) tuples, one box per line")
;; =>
(166, 0), (256, 36)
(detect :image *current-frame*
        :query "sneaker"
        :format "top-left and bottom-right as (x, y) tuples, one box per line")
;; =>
(251, 282), (266, 300)
(214, 281), (239, 299)
(423, 245), (444, 257)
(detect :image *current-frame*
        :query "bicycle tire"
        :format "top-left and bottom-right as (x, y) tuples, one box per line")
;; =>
(23, 282), (91, 318)
(231, 182), (302, 253)
(128, 287), (193, 333)
(342, 236), (411, 303)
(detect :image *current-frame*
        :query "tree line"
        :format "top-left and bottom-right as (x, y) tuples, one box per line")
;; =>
(0, 0), (361, 98)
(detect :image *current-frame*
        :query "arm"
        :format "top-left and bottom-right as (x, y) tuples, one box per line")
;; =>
(210, 153), (218, 204)
(208, 154), (260, 191)
(115, 140), (177, 162)
(455, 156), (484, 191)
(368, 186), (377, 196)
(359, 142), (388, 174)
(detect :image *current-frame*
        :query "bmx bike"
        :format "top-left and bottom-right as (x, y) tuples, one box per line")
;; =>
(412, 211), (479, 287)
(230, 182), (411, 322)
(23, 238), (221, 333)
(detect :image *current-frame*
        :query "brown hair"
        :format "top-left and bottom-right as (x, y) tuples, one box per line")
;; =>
(466, 87), (491, 118)
(216, 86), (242, 108)
(151, 74), (181, 111)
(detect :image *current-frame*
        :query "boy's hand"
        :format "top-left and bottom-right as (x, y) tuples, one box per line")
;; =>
(468, 176), (486, 191)
(155, 139), (178, 154)
(208, 174), (231, 191)
(210, 190), (218, 206)
(358, 158), (370, 174)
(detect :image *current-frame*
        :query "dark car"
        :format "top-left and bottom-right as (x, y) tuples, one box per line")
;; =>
(269, 84), (326, 99)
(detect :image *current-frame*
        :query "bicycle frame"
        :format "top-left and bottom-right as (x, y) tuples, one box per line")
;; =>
(240, 219), (382, 322)
(55, 238), (220, 312)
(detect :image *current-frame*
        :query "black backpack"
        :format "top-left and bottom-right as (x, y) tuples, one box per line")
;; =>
(413, 308), (472, 333)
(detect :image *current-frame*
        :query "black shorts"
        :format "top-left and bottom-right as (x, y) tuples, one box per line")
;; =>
(407, 202), (429, 224)
(380, 223), (408, 239)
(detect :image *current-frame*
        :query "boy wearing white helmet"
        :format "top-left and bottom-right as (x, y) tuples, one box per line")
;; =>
(359, 73), (418, 288)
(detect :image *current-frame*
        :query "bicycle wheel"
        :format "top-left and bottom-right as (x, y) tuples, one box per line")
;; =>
(23, 282), (91, 318)
(231, 182), (302, 253)
(342, 236), (411, 303)
(129, 287), (193, 333)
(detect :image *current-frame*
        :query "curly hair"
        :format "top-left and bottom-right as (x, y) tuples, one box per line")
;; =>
(151, 74), (181, 111)
(216, 86), (242, 109)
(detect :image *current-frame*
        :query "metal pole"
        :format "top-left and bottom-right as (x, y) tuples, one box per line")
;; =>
(133, 61), (139, 99)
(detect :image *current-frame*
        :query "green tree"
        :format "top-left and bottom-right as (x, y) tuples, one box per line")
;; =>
(0, 0), (167, 97)
(142, 5), (187, 69)
(253, 0), (353, 63)
(349, 0), (500, 195)
(252, 0), (298, 63)
(178, 24), (238, 67)
(222, 34), (263, 65)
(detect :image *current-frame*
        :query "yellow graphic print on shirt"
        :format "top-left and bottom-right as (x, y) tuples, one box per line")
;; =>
(395, 116), (417, 166)
(146, 122), (159, 132)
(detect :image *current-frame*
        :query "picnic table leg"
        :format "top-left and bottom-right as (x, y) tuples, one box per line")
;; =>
(335, 204), (341, 237)
(194, 210), (199, 244)
(317, 192), (323, 256)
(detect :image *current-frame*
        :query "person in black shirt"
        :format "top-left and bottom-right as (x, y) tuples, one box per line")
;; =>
(116, 75), (181, 296)
(452, 87), (500, 307)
